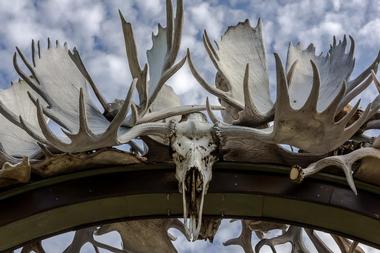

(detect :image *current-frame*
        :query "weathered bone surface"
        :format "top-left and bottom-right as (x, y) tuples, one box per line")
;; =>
(0, 0), (380, 251)
(207, 54), (379, 154)
(290, 142), (380, 195)
(171, 112), (218, 240)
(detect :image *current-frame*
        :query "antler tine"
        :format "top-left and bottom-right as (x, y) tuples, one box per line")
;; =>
(31, 40), (36, 67)
(19, 100), (55, 146)
(146, 54), (187, 110)
(144, 0), (185, 113)
(118, 122), (171, 144)
(233, 63), (274, 125)
(302, 60), (320, 111)
(13, 52), (52, 106)
(206, 97), (219, 124)
(69, 48), (111, 113)
(164, 0), (183, 70)
(242, 64), (255, 114)
(23, 86), (149, 153)
(119, 10), (148, 111)
(286, 60), (298, 85)
(348, 35), (355, 60)
(27, 91), (71, 131)
(274, 53), (290, 114)
(372, 69), (380, 93)
(139, 64), (148, 112)
(187, 49), (244, 110)
(347, 49), (380, 93)
(119, 10), (141, 78)
(323, 81), (346, 119)
(136, 104), (224, 125)
(203, 30), (220, 64)
(106, 79), (136, 133)
(37, 40), (41, 59)
(338, 102), (373, 145)
(166, 0), (173, 51)
(77, 88), (93, 137)
(337, 99), (362, 127)
(130, 103), (139, 126)
(337, 74), (373, 113)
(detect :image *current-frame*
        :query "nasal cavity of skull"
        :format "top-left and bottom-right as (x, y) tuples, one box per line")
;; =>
(185, 168), (204, 200)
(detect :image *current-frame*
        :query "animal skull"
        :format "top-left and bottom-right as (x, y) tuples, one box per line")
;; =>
(170, 112), (218, 240)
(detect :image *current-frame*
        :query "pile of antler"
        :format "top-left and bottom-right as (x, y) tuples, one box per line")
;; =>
(0, 0), (218, 182)
(1, 0), (380, 246)
(189, 19), (380, 194)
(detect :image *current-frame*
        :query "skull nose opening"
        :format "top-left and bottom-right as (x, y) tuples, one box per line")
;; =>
(184, 167), (204, 216)
(185, 167), (204, 194)
(182, 167), (205, 241)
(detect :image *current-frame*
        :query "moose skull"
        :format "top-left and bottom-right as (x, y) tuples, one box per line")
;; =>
(170, 112), (218, 240)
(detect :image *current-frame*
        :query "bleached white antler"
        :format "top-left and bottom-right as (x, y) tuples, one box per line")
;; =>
(119, 0), (186, 117)
(188, 19), (273, 125)
(290, 140), (380, 195)
(194, 19), (380, 154)
(8, 0), (222, 153)
(208, 54), (378, 154)
(286, 37), (380, 113)
(20, 82), (138, 152)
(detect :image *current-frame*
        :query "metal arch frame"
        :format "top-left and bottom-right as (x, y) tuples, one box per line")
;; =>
(1, 162), (380, 251)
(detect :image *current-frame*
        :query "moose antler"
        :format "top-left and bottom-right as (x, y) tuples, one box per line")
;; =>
(193, 19), (380, 154)
(6, 0), (222, 153)
(188, 19), (273, 125)
(19, 82), (138, 152)
(119, 0), (186, 117)
(207, 55), (379, 154)
(290, 144), (380, 195)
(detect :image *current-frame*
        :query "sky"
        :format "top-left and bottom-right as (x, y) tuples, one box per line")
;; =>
(4, 0), (380, 252)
